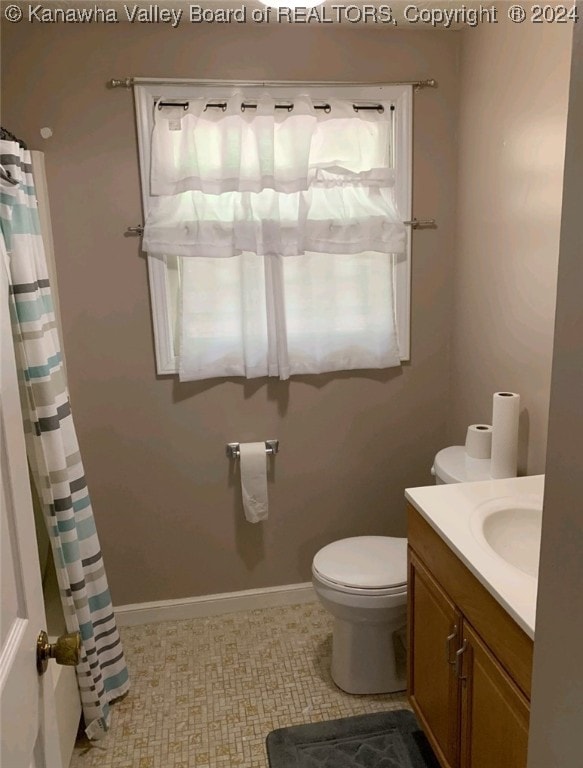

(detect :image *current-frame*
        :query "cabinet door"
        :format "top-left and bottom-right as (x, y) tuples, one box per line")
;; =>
(459, 620), (530, 768)
(408, 550), (462, 768)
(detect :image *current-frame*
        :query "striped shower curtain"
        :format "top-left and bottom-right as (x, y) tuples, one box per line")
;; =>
(0, 138), (129, 738)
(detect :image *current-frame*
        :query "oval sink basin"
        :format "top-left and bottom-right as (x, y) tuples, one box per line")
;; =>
(470, 496), (543, 578)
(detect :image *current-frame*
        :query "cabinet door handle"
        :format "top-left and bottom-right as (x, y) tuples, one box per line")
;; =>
(445, 625), (458, 665)
(455, 638), (468, 680)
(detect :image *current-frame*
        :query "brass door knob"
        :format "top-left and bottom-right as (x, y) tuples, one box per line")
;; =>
(36, 630), (81, 675)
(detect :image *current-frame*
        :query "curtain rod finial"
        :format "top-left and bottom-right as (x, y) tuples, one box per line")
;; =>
(109, 78), (133, 89)
(415, 79), (438, 91)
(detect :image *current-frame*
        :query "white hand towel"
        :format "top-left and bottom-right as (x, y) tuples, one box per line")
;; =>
(239, 442), (268, 523)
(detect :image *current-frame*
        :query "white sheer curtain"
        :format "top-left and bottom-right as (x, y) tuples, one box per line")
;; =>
(151, 93), (317, 195)
(179, 253), (270, 380)
(143, 91), (406, 381)
(179, 251), (400, 381)
(282, 251), (400, 376)
(144, 186), (405, 258)
(150, 93), (395, 195)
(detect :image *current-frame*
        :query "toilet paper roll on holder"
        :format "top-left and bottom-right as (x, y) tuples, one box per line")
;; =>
(226, 440), (279, 459)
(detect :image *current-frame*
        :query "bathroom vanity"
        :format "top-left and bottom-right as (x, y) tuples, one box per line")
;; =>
(405, 476), (543, 768)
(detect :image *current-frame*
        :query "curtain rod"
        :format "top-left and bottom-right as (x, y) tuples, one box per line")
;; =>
(157, 100), (395, 113)
(109, 77), (437, 91)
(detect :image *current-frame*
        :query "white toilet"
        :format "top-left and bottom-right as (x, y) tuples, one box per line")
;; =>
(312, 445), (491, 695)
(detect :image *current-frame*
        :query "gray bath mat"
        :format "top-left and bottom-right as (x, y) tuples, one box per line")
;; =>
(266, 709), (439, 768)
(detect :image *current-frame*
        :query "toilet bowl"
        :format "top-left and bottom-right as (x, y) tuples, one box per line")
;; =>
(312, 447), (490, 695)
(312, 536), (408, 694)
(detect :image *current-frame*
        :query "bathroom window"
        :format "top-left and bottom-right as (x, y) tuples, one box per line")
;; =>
(134, 83), (412, 379)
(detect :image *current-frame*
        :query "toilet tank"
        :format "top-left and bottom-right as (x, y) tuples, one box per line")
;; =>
(432, 446), (492, 485)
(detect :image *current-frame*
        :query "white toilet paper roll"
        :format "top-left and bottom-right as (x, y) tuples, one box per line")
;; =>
(239, 442), (269, 523)
(465, 424), (493, 459)
(490, 392), (521, 479)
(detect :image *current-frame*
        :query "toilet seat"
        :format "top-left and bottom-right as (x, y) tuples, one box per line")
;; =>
(312, 536), (407, 594)
(312, 567), (407, 597)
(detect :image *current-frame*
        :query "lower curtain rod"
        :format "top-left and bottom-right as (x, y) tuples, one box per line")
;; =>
(109, 77), (437, 91)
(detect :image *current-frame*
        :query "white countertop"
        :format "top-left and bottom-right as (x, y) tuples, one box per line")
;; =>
(405, 475), (544, 639)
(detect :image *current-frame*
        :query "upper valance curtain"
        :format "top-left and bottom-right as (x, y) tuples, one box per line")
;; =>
(150, 93), (395, 196)
(143, 91), (406, 259)
(143, 186), (405, 258)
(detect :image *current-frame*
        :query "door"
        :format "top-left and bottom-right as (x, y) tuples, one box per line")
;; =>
(408, 549), (462, 768)
(0, 255), (63, 768)
(459, 620), (529, 768)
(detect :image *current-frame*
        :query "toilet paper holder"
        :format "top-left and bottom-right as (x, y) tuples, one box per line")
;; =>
(226, 440), (279, 459)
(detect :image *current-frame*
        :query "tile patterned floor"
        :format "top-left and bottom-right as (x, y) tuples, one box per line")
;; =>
(70, 601), (409, 768)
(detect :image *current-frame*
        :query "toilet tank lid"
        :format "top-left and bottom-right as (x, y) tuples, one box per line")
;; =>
(434, 446), (492, 484)
(313, 536), (407, 589)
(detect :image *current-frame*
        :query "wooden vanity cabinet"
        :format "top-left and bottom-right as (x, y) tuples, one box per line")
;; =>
(459, 621), (530, 768)
(407, 503), (533, 768)
(408, 553), (462, 768)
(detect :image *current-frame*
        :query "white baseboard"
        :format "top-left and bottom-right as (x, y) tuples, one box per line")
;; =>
(114, 581), (317, 627)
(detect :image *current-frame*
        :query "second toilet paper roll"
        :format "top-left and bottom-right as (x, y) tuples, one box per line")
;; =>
(239, 442), (269, 523)
(465, 424), (493, 459)
(491, 392), (521, 479)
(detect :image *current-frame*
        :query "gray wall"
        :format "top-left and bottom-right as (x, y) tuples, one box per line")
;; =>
(451, 20), (572, 473)
(1, 23), (459, 605)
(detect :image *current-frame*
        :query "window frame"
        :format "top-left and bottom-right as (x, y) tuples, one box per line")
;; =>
(134, 82), (412, 375)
